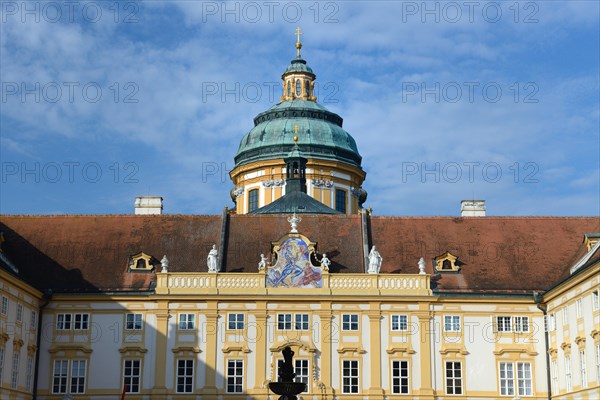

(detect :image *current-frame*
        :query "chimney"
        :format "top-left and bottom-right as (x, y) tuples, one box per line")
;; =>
(135, 196), (163, 215)
(460, 200), (485, 217)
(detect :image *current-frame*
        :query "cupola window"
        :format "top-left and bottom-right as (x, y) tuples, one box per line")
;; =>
(296, 79), (301, 96)
(305, 81), (310, 98)
(248, 189), (259, 212)
(287, 81), (291, 97)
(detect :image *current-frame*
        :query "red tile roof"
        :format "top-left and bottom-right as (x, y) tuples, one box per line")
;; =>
(0, 214), (597, 294)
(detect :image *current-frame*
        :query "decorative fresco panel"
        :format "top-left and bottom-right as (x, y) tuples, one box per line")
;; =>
(266, 237), (322, 288)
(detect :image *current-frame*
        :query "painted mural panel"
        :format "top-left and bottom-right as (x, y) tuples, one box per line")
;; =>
(267, 237), (322, 288)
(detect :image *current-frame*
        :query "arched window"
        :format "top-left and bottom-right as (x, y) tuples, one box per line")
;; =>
(335, 189), (347, 213)
(305, 81), (310, 98)
(248, 189), (259, 212)
(287, 81), (291, 97)
(296, 79), (301, 96)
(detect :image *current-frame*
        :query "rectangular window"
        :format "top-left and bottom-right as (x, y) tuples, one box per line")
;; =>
(1, 296), (7, 315)
(392, 360), (409, 394)
(577, 299), (582, 318)
(278, 314), (292, 330)
(16, 303), (23, 322)
(445, 361), (462, 395)
(342, 360), (359, 393)
(11, 353), (19, 389)
(0, 347), (4, 385)
(123, 359), (141, 393)
(31, 311), (37, 329)
(295, 314), (309, 330)
(551, 359), (558, 394)
(248, 189), (259, 213)
(176, 359), (194, 393)
(517, 362), (532, 396)
(496, 316), (512, 332)
(335, 189), (347, 213)
(593, 290), (599, 311)
(126, 313), (143, 330)
(178, 313), (195, 330)
(226, 359), (244, 393)
(580, 350), (587, 388)
(227, 313), (244, 330)
(514, 316), (529, 333)
(563, 306), (569, 325)
(342, 314), (359, 331)
(596, 343), (600, 384)
(56, 314), (72, 330)
(565, 355), (572, 392)
(549, 313), (556, 331)
(70, 360), (86, 393)
(391, 314), (408, 332)
(25, 356), (33, 391)
(444, 315), (461, 332)
(52, 360), (69, 394)
(295, 359), (309, 388)
(499, 362), (514, 396)
(73, 314), (89, 330)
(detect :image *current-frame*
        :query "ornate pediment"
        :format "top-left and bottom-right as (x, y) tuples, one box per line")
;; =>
(267, 233), (322, 288)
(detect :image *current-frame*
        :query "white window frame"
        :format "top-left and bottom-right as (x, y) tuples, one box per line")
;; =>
(25, 356), (33, 391)
(16, 303), (23, 322)
(123, 359), (141, 393)
(514, 316), (529, 333)
(444, 315), (461, 332)
(565, 355), (572, 392)
(52, 360), (69, 394)
(593, 290), (599, 311)
(445, 361), (463, 395)
(295, 314), (309, 330)
(73, 313), (89, 330)
(496, 316), (512, 332)
(342, 314), (359, 331)
(227, 313), (245, 330)
(294, 359), (309, 390)
(178, 313), (195, 330)
(549, 313), (556, 331)
(563, 306), (569, 325)
(516, 362), (532, 396)
(576, 299), (582, 318)
(278, 313), (292, 330)
(126, 313), (143, 330)
(1, 296), (7, 315)
(31, 311), (37, 329)
(391, 360), (409, 394)
(580, 350), (587, 388)
(551, 359), (558, 394)
(0, 347), (4, 385)
(11, 353), (19, 389)
(226, 359), (244, 393)
(499, 362), (514, 396)
(70, 360), (87, 394)
(176, 359), (194, 393)
(342, 360), (359, 394)
(391, 314), (408, 332)
(596, 343), (600, 384)
(56, 314), (72, 330)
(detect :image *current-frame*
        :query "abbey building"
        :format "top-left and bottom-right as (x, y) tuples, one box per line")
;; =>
(0, 33), (598, 400)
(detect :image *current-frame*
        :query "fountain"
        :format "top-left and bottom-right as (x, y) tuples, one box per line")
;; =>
(268, 346), (307, 400)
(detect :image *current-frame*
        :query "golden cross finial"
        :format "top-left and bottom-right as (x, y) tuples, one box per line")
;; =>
(295, 27), (302, 57)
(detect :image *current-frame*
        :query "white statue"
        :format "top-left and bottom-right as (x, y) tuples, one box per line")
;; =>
(367, 246), (382, 274)
(207, 244), (219, 273)
(258, 253), (268, 271)
(160, 255), (169, 273)
(288, 212), (301, 233)
(320, 253), (331, 271)
(418, 257), (426, 274)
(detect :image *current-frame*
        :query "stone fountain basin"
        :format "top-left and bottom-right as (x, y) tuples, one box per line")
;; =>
(268, 381), (307, 396)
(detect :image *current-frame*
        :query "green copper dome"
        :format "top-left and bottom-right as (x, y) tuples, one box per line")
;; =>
(283, 57), (314, 75)
(234, 100), (362, 168)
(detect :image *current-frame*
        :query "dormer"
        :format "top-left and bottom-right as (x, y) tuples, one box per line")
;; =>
(584, 233), (600, 251)
(434, 251), (460, 273)
(128, 252), (156, 273)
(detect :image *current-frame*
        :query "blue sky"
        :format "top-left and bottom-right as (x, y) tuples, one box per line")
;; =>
(1, 1), (598, 216)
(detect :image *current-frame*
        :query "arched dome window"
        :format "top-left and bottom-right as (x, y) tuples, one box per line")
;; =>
(296, 79), (301, 96)
(305, 81), (310, 98)
(287, 81), (291, 97)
